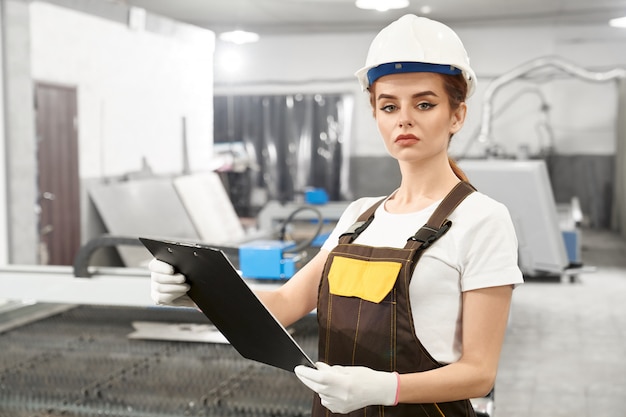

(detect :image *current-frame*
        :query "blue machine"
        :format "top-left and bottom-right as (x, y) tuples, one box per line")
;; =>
(239, 240), (302, 280)
(304, 188), (329, 205)
(241, 192), (332, 280)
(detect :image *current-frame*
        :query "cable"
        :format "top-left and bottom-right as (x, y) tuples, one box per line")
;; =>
(277, 206), (324, 253)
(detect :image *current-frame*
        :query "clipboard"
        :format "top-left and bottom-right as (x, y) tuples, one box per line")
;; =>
(139, 237), (316, 372)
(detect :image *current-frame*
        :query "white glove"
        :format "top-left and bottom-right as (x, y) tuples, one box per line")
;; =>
(149, 258), (196, 308)
(294, 362), (399, 414)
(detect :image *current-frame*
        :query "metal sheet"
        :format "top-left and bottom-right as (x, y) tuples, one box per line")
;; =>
(173, 173), (246, 244)
(88, 178), (199, 266)
(0, 302), (75, 333)
(128, 321), (229, 343)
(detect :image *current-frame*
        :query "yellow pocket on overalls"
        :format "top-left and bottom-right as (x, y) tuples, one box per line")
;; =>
(328, 256), (402, 303)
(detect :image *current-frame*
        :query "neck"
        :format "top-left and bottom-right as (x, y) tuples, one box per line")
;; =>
(386, 158), (460, 213)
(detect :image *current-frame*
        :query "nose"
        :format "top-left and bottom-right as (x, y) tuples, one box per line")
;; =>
(398, 118), (414, 128)
(398, 107), (414, 128)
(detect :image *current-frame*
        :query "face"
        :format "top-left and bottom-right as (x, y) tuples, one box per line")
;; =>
(371, 72), (466, 166)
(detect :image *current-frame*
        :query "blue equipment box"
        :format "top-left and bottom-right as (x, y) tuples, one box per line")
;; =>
(304, 188), (329, 205)
(239, 240), (299, 280)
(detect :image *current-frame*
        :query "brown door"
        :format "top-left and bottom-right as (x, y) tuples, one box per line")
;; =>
(35, 83), (81, 265)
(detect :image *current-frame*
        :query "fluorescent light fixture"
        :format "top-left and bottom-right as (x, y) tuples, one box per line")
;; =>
(609, 16), (626, 28)
(355, 0), (409, 12)
(219, 30), (260, 45)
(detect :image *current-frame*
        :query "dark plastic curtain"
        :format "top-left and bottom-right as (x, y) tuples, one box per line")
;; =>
(214, 93), (352, 216)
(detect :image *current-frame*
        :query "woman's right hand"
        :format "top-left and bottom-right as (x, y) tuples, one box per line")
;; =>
(149, 258), (196, 308)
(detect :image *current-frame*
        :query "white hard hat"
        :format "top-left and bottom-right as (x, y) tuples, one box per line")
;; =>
(355, 14), (477, 97)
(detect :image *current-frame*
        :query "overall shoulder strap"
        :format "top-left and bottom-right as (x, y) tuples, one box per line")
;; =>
(406, 181), (476, 250)
(338, 197), (386, 244)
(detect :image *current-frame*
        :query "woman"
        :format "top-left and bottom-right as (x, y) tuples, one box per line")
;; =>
(150, 14), (523, 417)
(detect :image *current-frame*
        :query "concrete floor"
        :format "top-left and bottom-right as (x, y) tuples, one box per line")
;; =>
(495, 228), (626, 417)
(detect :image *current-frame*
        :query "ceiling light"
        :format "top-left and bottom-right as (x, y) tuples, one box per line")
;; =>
(219, 30), (260, 45)
(609, 16), (626, 28)
(355, 0), (409, 12)
(420, 5), (432, 14)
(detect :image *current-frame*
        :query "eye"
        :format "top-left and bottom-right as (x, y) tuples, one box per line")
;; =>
(380, 103), (397, 113)
(417, 102), (436, 110)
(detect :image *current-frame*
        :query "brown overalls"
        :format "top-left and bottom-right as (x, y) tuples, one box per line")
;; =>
(313, 182), (477, 417)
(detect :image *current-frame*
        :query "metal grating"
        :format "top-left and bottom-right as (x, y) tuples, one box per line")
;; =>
(0, 305), (318, 417)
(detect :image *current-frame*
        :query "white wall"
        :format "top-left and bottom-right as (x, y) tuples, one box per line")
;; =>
(30, 2), (215, 178)
(3, 0), (39, 264)
(214, 23), (626, 159)
(0, 1), (7, 265)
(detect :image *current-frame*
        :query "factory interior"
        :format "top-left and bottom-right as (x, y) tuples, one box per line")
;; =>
(1, 0), (626, 416)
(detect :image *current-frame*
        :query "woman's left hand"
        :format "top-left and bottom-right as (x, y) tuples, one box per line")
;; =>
(294, 362), (399, 414)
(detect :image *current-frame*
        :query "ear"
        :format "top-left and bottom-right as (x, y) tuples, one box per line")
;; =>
(450, 102), (467, 135)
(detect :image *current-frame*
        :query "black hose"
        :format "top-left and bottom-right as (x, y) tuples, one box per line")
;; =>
(278, 206), (324, 253)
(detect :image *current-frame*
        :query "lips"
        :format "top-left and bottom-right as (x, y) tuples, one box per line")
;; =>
(395, 134), (419, 144)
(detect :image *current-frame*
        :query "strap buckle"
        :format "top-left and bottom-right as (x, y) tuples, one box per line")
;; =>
(339, 216), (375, 241)
(408, 220), (452, 249)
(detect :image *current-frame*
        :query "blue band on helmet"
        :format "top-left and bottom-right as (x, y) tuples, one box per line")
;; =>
(367, 62), (462, 86)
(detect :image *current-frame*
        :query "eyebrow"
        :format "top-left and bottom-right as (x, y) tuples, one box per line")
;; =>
(377, 91), (439, 101)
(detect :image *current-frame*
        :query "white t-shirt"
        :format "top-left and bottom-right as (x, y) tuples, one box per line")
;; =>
(321, 191), (524, 364)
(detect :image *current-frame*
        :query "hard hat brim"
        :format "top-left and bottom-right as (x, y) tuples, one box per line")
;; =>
(366, 62), (462, 86)
(355, 61), (476, 98)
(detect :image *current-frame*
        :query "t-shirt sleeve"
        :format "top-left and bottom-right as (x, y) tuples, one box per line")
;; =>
(459, 202), (524, 291)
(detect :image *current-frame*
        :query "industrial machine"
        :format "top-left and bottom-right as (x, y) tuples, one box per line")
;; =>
(0, 302), (319, 417)
(459, 159), (569, 276)
(238, 189), (346, 280)
(459, 158), (589, 281)
(239, 193), (335, 280)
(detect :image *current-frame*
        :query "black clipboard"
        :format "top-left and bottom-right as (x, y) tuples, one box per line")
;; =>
(140, 237), (316, 372)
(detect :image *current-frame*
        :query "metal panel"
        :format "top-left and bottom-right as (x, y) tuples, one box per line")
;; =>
(88, 178), (199, 266)
(173, 173), (245, 244)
